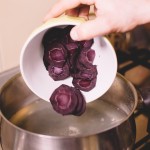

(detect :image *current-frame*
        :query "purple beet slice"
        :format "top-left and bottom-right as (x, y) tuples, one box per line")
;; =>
(65, 42), (79, 54)
(67, 47), (80, 74)
(72, 88), (86, 116)
(72, 77), (97, 92)
(72, 65), (98, 80)
(48, 63), (70, 81)
(50, 84), (86, 116)
(44, 43), (68, 67)
(42, 27), (63, 49)
(78, 48), (96, 69)
(61, 25), (75, 44)
(80, 39), (94, 48)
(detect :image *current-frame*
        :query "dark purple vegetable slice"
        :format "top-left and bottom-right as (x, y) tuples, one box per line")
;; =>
(80, 39), (94, 48)
(42, 28), (63, 49)
(50, 84), (78, 115)
(44, 43), (68, 67)
(48, 63), (70, 81)
(50, 84), (86, 116)
(72, 65), (98, 80)
(78, 48), (96, 69)
(61, 26), (75, 44)
(72, 77), (97, 92)
(67, 48), (80, 74)
(72, 88), (86, 116)
(63, 25), (74, 33)
(65, 42), (79, 54)
(43, 52), (50, 70)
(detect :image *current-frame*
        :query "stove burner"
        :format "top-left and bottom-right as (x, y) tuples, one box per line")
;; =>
(117, 48), (150, 75)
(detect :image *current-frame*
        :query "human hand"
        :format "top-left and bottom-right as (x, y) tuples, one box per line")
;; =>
(44, 0), (150, 41)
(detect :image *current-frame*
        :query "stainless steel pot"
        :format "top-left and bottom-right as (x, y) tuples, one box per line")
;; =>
(0, 73), (143, 150)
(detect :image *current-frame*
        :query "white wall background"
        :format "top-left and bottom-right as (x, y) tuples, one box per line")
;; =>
(0, 0), (56, 72)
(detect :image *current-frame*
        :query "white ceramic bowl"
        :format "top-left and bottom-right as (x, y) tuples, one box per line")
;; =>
(20, 16), (117, 103)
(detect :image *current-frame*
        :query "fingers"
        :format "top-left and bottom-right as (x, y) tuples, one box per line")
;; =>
(78, 5), (90, 19)
(65, 5), (90, 19)
(44, 0), (95, 21)
(65, 8), (80, 17)
(44, 0), (81, 21)
(70, 17), (111, 40)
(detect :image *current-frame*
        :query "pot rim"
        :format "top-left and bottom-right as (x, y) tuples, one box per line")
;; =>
(0, 73), (138, 139)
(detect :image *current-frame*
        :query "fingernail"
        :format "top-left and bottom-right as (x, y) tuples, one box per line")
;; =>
(70, 28), (79, 41)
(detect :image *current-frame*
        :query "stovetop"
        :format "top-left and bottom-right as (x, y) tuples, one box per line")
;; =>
(114, 26), (150, 149)
(116, 49), (150, 150)
(106, 25), (150, 149)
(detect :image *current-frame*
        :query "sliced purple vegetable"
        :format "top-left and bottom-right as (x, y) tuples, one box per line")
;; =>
(72, 77), (97, 92)
(61, 26), (75, 44)
(78, 48), (96, 68)
(45, 43), (68, 67)
(72, 65), (98, 80)
(48, 63), (70, 81)
(65, 42), (79, 54)
(42, 28), (63, 49)
(50, 84), (86, 116)
(72, 88), (86, 116)
(80, 39), (94, 48)
(68, 49), (80, 74)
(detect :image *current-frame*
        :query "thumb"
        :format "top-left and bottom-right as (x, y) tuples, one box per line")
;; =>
(70, 17), (111, 41)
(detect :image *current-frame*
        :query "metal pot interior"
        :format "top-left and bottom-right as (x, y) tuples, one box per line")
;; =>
(0, 73), (138, 137)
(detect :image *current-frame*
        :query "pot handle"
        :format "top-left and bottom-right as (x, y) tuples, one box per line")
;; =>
(138, 87), (150, 112)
